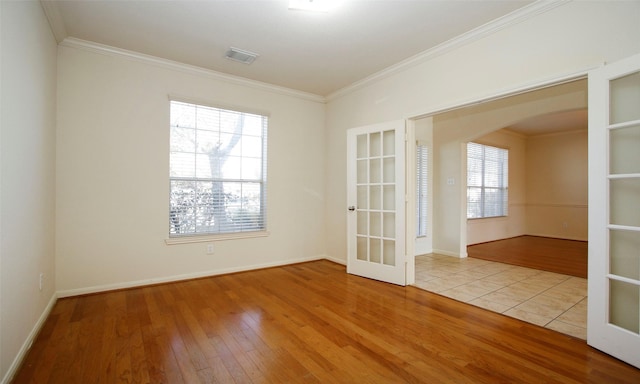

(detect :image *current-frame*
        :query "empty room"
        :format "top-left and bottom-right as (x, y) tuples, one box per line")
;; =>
(413, 80), (591, 338)
(2, 1), (640, 383)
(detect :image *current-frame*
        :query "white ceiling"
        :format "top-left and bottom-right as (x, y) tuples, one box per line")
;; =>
(43, 0), (534, 97)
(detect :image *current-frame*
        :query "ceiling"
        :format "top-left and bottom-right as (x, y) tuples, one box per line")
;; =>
(434, 79), (588, 137)
(42, 0), (535, 97)
(506, 78), (588, 136)
(508, 109), (588, 136)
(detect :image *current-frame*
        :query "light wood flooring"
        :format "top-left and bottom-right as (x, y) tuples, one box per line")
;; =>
(13, 260), (640, 383)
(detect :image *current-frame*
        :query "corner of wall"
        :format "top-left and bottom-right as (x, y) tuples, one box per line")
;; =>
(324, 254), (347, 266)
(1, 294), (57, 384)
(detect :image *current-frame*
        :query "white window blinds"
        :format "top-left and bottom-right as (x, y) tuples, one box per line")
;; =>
(416, 144), (428, 237)
(467, 142), (508, 219)
(169, 100), (268, 236)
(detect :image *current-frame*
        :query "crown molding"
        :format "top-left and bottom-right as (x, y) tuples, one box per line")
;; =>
(59, 38), (326, 104)
(523, 127), (588, 138)
(40, 0), (67, 43)
(326, 0), (570, 101)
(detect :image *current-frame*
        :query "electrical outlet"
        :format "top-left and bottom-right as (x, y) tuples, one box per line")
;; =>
(206, 244), (214, 254)
(39, 273), (44, 291)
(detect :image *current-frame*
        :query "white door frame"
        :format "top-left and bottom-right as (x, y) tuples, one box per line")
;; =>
(405, 120), (416, 285)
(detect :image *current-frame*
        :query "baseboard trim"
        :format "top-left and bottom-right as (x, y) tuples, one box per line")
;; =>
(467, 234), (588, 246)
(56, 255), (328, 298)
(2, 293), (58, 384)
(324, 254), (347, 265)
(432, 249), (462, 258)
(523, 233), (588, 242)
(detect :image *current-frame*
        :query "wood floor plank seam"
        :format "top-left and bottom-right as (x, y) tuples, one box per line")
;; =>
(10, 260), (640, 383)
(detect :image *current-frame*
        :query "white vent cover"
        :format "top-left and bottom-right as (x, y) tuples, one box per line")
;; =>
(225, 47), (259, 64)
(289, 0), (341, 12)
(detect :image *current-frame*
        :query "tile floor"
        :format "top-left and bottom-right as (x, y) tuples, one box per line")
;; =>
(414, 253), (588, 340)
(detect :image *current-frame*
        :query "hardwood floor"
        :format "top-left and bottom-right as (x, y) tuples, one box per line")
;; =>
(467, 236), (588, 278)
(12, 260), (639, 383)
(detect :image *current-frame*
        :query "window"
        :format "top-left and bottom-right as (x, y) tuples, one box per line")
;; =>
(467, 142), (508, 219)
(416, 144), (428, 237)
(169, 100), (267, 236)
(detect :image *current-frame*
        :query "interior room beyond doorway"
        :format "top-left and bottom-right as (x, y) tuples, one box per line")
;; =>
(414, 78), (589, 339)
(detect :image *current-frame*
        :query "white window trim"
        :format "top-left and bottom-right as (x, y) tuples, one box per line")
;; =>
(168, 99), (268, 237)
(164, 230), (270, 245)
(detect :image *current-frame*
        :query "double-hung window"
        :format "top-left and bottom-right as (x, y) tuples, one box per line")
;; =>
(169, 100), (268, 236)
(467, 142), (508, 219)
(416, 144), (429, 237)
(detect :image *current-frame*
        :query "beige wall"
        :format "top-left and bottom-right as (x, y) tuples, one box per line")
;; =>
(526, 130), (588, 240)
(326, 1), (639, 259)
(55, 45), (327, 295)
(466, 128), (588, 245)
(2, 1), (638, 378)
(430, 80), (587, 254)
(0, 1), (58, 381)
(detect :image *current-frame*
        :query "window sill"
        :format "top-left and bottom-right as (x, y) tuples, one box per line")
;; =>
(165, 231), (270, 245)
(467, 216), (508, 221)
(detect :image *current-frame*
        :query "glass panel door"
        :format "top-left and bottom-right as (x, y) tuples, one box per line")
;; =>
(588, 53), (640, 369)
(607, 70), (640, 337)
(347, 121), (406, 285)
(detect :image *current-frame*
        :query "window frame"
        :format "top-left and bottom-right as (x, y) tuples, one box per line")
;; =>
(466, 141), (509, 219)
(167, 99), (269, 242)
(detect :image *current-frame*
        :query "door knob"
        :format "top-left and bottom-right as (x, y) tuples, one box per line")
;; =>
(348, 206), (356, 211)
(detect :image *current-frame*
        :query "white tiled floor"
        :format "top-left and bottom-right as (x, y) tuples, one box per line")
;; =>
(414, 253), (588, 339)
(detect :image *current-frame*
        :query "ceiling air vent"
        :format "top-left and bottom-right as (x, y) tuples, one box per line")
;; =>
(225, 47), (259, 65)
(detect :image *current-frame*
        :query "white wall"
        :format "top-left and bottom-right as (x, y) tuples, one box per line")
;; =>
(0, 1), (57, 382)
(326, 1), (640, 260)
(56, 44), (327, 295)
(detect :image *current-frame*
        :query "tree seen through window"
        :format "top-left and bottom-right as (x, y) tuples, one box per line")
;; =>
(169, 101), (267, 236)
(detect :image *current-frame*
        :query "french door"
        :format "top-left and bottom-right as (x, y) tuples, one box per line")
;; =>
(347, 121), (406, 285)
(588, 52), (640, 368)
